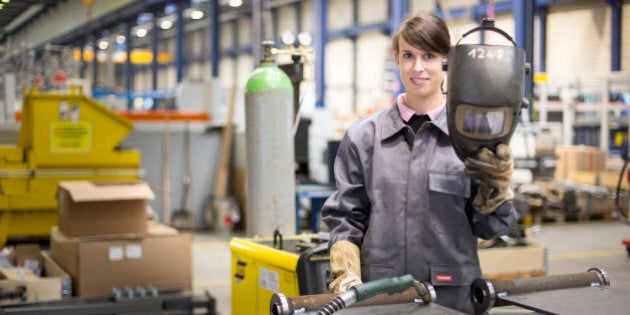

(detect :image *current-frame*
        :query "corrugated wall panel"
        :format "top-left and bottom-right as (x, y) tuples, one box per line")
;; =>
(325, 39), (354, 114)
(547, 1), (610, 78)
(447, 18), (480, 44)
(187, 62), (204, 82)
(188, 29), (205, 56)
(134, 70), (151, 91)
(411, 0), (436, 12)
(301, 0), (314, 33)
(157, 67), (171, 90)
(328, 0), (353, 30)
(238, 17), (252, 48)
(219, 58), (236, 87)
(358, 0), (387, 24)
(236, 55), (255, 86)
(220, 22), (234, 51)
(277, 5), (298, 36)
(355, 32), (391, 115)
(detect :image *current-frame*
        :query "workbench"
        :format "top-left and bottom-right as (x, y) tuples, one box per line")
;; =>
(295, 184), (335, 233)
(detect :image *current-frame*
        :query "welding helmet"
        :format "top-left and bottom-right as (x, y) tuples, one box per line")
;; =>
(443, 19), (529, 161)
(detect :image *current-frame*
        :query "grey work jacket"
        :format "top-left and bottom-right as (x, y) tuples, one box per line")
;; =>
(321, 101), (518, 314)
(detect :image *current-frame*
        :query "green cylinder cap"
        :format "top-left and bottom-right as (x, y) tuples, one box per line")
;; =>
(245, 62), (293, 93)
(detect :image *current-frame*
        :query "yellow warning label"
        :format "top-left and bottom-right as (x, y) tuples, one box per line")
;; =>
(50, 122), (91, 152)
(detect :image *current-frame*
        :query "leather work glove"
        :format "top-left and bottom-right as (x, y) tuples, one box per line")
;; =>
(464, 143), (514, 215)
(329, 240), (362, 293)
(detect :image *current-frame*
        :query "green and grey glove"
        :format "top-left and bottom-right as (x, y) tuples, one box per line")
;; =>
(465, 143), (514, 214)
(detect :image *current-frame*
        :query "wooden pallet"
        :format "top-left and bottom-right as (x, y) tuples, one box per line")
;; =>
(532, 209), (566, 225)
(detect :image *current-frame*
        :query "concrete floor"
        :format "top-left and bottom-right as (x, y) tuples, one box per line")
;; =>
(192, 220), (630, 315)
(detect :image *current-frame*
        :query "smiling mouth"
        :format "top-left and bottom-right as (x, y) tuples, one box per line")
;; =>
(411, 78), (429, 84)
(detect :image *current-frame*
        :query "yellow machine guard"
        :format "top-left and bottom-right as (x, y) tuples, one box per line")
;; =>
(0, 87), (141, 246)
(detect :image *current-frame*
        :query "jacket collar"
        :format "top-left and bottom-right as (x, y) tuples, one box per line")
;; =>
(381, 100), (450, 141)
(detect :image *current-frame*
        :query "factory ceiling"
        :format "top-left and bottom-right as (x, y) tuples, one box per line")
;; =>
(0, 0), (261, 48)
(0, 0), (64, 41)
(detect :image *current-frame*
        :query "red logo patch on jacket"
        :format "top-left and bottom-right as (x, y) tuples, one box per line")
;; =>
(435, 274), (453, 282)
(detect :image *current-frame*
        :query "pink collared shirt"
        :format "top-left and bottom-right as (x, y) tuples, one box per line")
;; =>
(396, 93), (446, 123)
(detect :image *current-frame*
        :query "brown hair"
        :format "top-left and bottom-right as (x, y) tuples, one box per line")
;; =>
(392, 12), (450, 56)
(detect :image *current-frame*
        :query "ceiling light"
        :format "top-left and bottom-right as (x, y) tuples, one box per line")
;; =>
(160, 20), (173, 30)
(1, 0), (9, 3)
(190, 10), (204, 20)
(98, 40), (109, 50)
(0, 4), (4, 9)
(228, 0), (242, 7)
(116, 35), (126, 44)
(136, 28), (148, 38)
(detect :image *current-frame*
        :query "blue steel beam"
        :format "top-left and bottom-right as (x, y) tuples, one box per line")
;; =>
(125, 21), (134, 109)
(313, 0), (327, 108)
(538, 5), (547, 72)
(151, 14), (159, 91)
(175, 0), (185, 83)
(513, 0), (534, 105)
(436, 0), (569, 21)
(390, 0), (407, 97)
(327, 21), (390, 41)
(209, 0), (220, 78)
(608, 0), (622, 71)
(91, 39), (98, 91)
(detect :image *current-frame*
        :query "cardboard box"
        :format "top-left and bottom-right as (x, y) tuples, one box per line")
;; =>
(57, 181), (155, 237)
(568, 170), (628, 190)
(0, 251), (72, 304)
(554, 146), (606, 181)
(49, 223), (192, 297)
(479, 243), (547, 280)
(1, 268), (39, 281)
(14, 243), (44, 269)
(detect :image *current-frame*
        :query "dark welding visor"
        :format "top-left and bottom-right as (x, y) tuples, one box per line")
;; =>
(444, 19), (529, 161)
(456, 104), (514, 139)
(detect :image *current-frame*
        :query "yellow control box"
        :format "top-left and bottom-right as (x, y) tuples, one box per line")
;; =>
(230, 234), (330, 315)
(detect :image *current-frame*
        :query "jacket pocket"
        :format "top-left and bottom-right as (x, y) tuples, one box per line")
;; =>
(429, 172), (471, 236)
(429, 263), (481, 287)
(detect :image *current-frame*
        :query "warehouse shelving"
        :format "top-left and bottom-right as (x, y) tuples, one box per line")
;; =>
(537, 72), (630, 155)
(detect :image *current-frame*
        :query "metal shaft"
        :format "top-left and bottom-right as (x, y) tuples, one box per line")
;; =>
(471, 268), (610, 315)
(270, 282), (434, 315)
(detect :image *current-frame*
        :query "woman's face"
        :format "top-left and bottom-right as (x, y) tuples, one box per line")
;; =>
(395, 37), (446, 101)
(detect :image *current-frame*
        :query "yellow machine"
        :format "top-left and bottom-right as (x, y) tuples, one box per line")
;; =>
(230, 233), (330, 315)
(0, 87), (141, 246)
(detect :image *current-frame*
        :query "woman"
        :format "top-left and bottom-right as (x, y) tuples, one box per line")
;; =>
(321, 12), (517, 314)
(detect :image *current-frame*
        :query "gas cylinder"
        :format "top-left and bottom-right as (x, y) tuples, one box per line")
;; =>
(244, 41), (296, 238)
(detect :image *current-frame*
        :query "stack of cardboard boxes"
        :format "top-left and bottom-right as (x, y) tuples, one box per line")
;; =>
(554, 145), (628, 219)
(50, 181), (192, 297)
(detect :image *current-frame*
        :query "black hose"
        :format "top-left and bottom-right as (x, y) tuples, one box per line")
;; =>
(317, 296), (346, 315)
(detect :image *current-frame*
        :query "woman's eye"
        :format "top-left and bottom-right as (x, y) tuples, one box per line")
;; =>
(403, 52), (413, 59)
(423, 53), (435, 59)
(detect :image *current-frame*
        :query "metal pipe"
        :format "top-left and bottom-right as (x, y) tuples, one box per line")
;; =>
(471, 268), (610, 315)
(270, 282), (435, 315)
